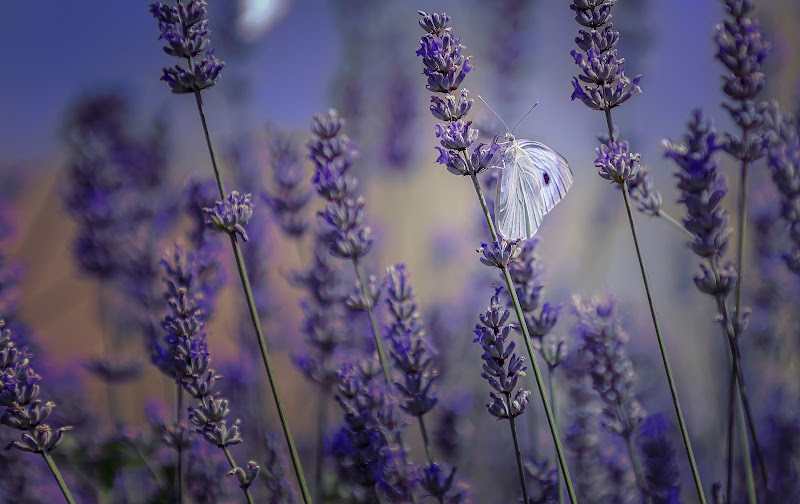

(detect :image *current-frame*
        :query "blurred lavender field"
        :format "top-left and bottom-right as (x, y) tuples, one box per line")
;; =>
(1, 0), (799, 503)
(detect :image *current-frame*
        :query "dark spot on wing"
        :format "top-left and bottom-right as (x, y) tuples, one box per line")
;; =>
(543, 172), (550, 185)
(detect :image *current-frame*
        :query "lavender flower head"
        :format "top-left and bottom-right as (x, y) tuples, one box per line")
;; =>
(595, 140), (641, 184)
(572, 294), (645, 437)
(473, 287), (531, 420)
(309, 110), (375, 261)
(0, 319), (72, 454)
(664, 110), (737, 297)
(384, 264), (438, 417)
(150, 0), (225, 93)
(638, 414), (682, 504)
(714, 0), (771, 161)
(417, 11), (497, 177)
(570, 0), (642, 111)
(203, 191), (254, 242)
(263, 131), (311, 239)
(766, 108), (800, 273)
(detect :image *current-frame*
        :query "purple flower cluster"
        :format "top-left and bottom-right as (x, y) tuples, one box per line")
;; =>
(0, 319), (72, 454)
(417, 11), (496, 177)
(331, 362), (416, 501)
(626, 166), (664, 217)
(507, 240), (562, 343)
(637, 415), (682, 504)
(595, 139), (641, 184)
(263, 131), (311, 239)
(261, 434), (298, 504)
(203, 191), (255, 242)
(473, 287), (530, 420)
(308, 110), (374, 261)
(572, 294), (645, 437)
(664, 110), (737, 297)
(384, 265), (438, 418)
(153, 245), (259, 488)
(569, 0), (642, 111)
(150, 0), (225, 93)
(766, 109), (800, 273)
(714, 0), (771, 162)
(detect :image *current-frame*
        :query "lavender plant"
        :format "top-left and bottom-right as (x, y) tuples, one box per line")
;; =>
(473, 287), (532, 502)
(416, 12), (577, 501)
(568, 1), (706, 500)
(307, 109), (391, 385)
(0, 319), (76, 503)
(149, 2), (311, 500)
(573, 294), (649, 502)
(766, 107), (800, 274)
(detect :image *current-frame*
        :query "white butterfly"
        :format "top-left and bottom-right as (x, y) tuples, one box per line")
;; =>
(494, 133), (574, 241)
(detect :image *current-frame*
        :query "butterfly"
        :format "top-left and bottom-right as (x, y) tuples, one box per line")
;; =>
(487, 105), (573, 241)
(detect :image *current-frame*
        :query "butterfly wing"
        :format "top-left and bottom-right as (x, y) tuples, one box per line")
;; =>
(495, 140), (573, 240)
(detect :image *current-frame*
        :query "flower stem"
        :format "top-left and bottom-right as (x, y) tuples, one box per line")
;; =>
(620, 183), (707, 504)
(509, 413), (530, 504)
(177, 383), (184, 504)
(417, 415), (434, 464)
(548, 368), (564, 504)
(352, 258), (392, 386)
(604, 106), (706, 503)
(314, 388), (328, 504)
(658, 210), (694, 239)
(467, 170), (579, 504)
(41, 451), (76, 504)
(231, 235), (313, 504)
(221, 445), (256, 504)
(622, 427), (651, 504)
(190, 91), (312, 504)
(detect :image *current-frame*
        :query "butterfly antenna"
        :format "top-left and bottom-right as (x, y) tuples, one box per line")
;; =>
(478, 95), (510, 133)
(511, 102), (539, 134)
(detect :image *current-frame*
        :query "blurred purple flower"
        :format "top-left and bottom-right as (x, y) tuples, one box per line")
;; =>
(766, 107), (800, 273)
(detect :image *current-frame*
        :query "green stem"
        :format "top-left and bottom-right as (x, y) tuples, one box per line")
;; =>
(737, 391), (757, 504)
(230, 236), (313, 504)
(418, 415), (434, 464)
(221, 445), (256, 504)
(314, 388), (327, 504)
(41, 451), (76, 504)
(548, 368), (564, 504)
(466, 168), (578, 504)
(603, 105), (706, 503)
(509, 413), (530, 504)
(733, 130), (749, 338)
(620, 183), (707, 504)
(623, 429), (652, 504)
(177, 384), (184, 504)
(658, 210), (694, 239)
(726, 365), (736, 502)
(188, 91), (312, 504)
(352, 258), (392, 386)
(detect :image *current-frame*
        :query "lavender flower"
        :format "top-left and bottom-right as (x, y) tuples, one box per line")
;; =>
(714, 0), (771, 162)
(0, 319), (72, 453)
(309, 110), (374, 261)
(384, 264), (439, 418)
(417, 12), (497, 179)
(261, 434), (297, 504)
(664, 110), (736, 288)
(595, 140), (641, 184)
(572, 294), (645, 438)
(263, 131), (311, 239)
(626, 167), (664, 217)
(203, 191), (254, 242)
(569, 0), (642, 111)
(766, 108), (800, 273)
(474, 287), (530, 420)
(638, 415), (682, 504)
(478, 238), (521, 269)
(150, 1), (225, 93)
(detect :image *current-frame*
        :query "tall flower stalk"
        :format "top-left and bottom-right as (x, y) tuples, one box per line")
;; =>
(307, 110), (391, 386)
(713, 0), (772, 495)
(568, 1), (706, 501)
(0, 319), (76, 504)
(153, 245), (258, 504)
(148, 2), (311, 501)
(474, 287), (532, 504)
(416, 12), (578, 502)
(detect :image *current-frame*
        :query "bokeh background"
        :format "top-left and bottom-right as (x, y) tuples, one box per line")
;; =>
(1, 0), (799, 502)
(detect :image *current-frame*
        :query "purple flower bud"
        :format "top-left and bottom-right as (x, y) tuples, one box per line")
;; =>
(595, 140), (640, 183)
(203, 191), (254, 242)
